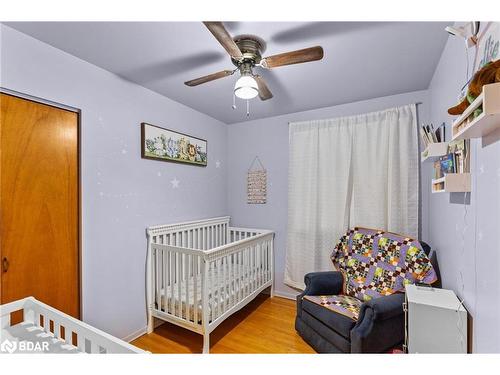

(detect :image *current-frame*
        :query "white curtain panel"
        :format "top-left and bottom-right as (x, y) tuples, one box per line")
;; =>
(285, 104), (418, 289)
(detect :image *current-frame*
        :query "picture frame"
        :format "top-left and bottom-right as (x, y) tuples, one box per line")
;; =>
(141, 122), (207, 167)
(473, 22), (500, 73)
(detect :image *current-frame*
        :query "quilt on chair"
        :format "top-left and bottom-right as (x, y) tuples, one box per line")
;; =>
(303, 294), (362, 321)
(332, 227), (437, 301)
(304, 227), (437, 321)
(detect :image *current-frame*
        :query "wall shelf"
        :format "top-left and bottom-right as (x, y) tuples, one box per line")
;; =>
(432, 173), (471, 194)
(451, 82), (500, 141)
(421, 142), (449, 162)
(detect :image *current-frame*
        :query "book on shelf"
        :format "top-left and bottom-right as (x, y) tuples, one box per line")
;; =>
(448, 139), (470, 174)
(420, 123), (445, 147)
(432, 140), (470, 181)
(434, 160), (443, 179)
(439, 153), (455, 174)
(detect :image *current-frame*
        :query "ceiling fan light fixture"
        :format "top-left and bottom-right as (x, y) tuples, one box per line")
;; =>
(234, 75), (259, 100)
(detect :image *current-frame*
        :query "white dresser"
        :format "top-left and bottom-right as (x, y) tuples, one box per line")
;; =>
(404, 284), (468, 353)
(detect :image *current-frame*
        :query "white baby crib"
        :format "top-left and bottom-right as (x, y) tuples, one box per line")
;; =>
(1, 297), (146, 353)
(146, 216), (274, 353)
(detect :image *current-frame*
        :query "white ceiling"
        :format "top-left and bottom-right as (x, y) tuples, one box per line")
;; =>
(5, 22), (450, 124)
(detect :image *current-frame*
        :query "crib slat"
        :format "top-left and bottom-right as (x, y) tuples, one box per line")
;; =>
(211, 226), (214, 248)
(248, 247), (252, 296)
(245, 247), (249, 297)
(214, 258), (219, 317)
(211, 260), (216, 322)
(256, 243), (260, 287)
(222, 255), (227, 313)
(65, 327), (73, 345)
(178, 253), (183, 318)
(193, 255), (198, 324)
(260, 242), (264, 287)
(252, 245), (256, 291)
(240, 250), (244, 300)
(163, 249), (168, 313)
(257, 244), (260, 288)
(155, 249), (160, 311)
(170, 252), (175, 314)
(229, 254), (234, 309)
(254, 244), (257, 289)
(249, 246), (253, 296)
(77, 333), (85, 352)
(264, 240), (268, 283)
(186, 254), (190, 322)
(54, 322), (61, 339)
(90, 340), (99, 353)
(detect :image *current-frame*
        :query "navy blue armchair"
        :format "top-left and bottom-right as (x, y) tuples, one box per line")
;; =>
(295, 242), (439, 353)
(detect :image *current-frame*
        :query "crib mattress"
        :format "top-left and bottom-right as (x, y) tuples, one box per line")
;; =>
(1, 321), (80, 354)
(157, 264), (266, 322)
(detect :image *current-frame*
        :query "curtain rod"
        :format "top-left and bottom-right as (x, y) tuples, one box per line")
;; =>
(288, 102), (424, 124)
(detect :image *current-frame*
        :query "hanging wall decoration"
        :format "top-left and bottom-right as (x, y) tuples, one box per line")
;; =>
(247, 156), (267, 204)
(141, 122), (207, 166)
(473, 22), (500, 73)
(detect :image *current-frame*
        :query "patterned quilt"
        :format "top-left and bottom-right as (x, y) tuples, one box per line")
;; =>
(331, 227), (437, 302)
(303, 294), (362, 321)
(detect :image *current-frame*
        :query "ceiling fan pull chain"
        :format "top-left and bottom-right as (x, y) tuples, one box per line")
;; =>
(246, 100), (250, 117)
(232, 93), (236, 110)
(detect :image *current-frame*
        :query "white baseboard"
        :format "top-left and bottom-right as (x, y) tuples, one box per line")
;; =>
(122, 326), (147, 343)
(121, 319), (165, 343)
(272, 290), (299, 300)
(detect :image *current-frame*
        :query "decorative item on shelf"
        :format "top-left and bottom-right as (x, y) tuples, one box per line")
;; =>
(247, 156), (267, 204)
(141, 123), (207, 166)
(448, 59), (500, 117)
(451, 81), (500, 141)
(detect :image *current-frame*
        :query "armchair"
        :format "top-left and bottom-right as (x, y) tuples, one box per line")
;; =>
(295, 228), (438, 353)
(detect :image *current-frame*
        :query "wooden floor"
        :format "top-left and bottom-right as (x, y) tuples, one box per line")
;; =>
(132, 295), (315, 353)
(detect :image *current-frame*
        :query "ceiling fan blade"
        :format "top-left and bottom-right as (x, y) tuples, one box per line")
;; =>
(184, 70), (234, 87)
(254, 75), (273, 100)
(203, 22), (243, 60)
(261, 46), (324, 69)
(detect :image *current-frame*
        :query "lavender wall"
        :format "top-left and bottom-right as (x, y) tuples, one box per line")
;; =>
(0, 25), (228, 340)
(427, 33), (500, 352)
(227, 91), (430, 299)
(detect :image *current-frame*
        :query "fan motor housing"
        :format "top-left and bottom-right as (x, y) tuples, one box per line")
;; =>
(232, 35), (266, 67)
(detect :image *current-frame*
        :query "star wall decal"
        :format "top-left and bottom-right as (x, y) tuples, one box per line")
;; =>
(170, 177), (180, 189)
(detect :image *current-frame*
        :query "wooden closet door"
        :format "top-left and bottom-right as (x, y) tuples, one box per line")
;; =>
(0, 93), (80, 318)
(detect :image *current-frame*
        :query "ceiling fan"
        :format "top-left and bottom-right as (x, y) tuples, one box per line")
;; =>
(184, 22), (324, 102)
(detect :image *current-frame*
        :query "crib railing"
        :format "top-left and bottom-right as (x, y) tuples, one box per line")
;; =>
(147, 216), (230, 250)
(1, 297), (145, 353)
(146, 217), (274, 352)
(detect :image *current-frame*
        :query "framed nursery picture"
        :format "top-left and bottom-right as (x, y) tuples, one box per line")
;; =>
(141, 122), (207, 166)
(473, 22), (500, 73)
